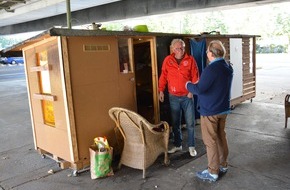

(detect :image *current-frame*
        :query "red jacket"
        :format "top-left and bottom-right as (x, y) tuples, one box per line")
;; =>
(158, 53), (199, 96)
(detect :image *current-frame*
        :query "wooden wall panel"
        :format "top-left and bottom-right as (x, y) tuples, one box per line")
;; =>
(66, 36), (120, 161)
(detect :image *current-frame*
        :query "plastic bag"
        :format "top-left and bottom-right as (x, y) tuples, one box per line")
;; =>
(94, 136), (110, 152)
(90, 137), (114, 179)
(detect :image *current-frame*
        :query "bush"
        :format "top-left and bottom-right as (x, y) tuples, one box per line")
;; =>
(256, 44), (288, 53)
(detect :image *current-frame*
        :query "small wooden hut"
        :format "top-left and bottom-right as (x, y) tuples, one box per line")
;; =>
(4, 27), (258, 173)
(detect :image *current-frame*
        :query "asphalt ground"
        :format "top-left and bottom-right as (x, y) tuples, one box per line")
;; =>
(1, 54), (290, 190)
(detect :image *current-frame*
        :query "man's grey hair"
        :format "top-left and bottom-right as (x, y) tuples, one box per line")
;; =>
(170, 39), (185, 48)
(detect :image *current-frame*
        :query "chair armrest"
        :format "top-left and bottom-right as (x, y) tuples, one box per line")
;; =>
(150, 121), (169, 133)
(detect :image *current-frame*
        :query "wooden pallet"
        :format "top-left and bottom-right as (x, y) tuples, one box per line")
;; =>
(37, 148), (90, 176)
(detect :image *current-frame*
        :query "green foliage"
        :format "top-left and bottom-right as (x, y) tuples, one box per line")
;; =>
(274, 11), (290, 37)
(202, 11), (228, 33)
(256, 44), (288, 53)
(0, 36), (22, 50)
(104, 23), (124, 31)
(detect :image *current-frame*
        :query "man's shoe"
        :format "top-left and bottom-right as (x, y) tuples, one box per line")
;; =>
(189, 147), (197, 157)
(219, 166), (228, 175)
(168, 146), (182, 153)
(196, 169), (218, 182)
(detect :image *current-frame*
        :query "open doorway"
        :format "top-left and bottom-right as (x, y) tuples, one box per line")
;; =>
(133, 38), (155, 123)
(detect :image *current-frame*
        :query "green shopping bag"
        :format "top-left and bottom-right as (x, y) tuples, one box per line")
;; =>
(89, 145), (114, 179)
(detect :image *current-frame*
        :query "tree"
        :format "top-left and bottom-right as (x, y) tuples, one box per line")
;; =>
(0, 36), (21, 50)
(275, 10), (290, 48)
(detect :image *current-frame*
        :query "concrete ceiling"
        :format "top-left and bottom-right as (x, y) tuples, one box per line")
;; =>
(0, 0), (120, 27)
(1, 0), (290, 35)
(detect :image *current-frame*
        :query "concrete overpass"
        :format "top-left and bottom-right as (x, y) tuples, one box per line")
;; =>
(0, 0), (289, 35)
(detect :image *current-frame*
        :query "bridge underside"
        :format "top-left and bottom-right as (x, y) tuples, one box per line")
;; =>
(0, 0), (289, 35)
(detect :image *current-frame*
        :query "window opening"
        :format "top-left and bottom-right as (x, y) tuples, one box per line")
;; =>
(37, 50), (55, 127)
(118, 38), (132, 73)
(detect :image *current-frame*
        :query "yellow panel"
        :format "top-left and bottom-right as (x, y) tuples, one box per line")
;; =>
(42, 100), (55, 126)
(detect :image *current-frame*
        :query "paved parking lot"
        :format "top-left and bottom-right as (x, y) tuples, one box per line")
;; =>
(0, 54), (290, 190)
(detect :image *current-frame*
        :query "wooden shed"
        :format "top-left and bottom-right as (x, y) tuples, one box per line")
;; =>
(6, 27), (258, 173)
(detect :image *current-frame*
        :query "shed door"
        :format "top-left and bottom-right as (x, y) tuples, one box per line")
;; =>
(230, 38), (243, 100)
(117, 37), (159, 123)
(117, 38), (137, 111)
(23, 37), (72, 162)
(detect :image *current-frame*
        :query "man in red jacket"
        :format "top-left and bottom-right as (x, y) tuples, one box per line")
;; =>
(159, 39), (199, 157)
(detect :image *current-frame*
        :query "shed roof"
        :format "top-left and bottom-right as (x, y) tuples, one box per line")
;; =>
(1, 27), (260, 54)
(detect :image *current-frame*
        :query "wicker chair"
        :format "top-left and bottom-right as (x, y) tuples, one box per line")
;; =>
(285, 94), (290, 128)
(108, 107), (170, 178)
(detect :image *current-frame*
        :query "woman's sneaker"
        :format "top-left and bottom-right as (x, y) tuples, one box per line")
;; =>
(196, 169), (218, 182)
(168, 146), (182, 153)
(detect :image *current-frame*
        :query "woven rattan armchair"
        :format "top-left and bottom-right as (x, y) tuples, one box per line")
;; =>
(108, 107), (170, 178)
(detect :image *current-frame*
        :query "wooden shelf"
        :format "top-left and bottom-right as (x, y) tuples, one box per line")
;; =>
(30, 64), (50, 72)
(33, 93), (56, 101)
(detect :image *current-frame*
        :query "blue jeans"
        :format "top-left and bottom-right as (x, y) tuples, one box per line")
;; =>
(169, 94), (196, 147)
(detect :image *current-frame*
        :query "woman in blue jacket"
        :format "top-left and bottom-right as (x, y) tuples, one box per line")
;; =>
(186, 40), (233, 182)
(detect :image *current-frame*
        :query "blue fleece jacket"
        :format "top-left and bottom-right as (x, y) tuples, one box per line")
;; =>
(186, 58), (233, 116)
